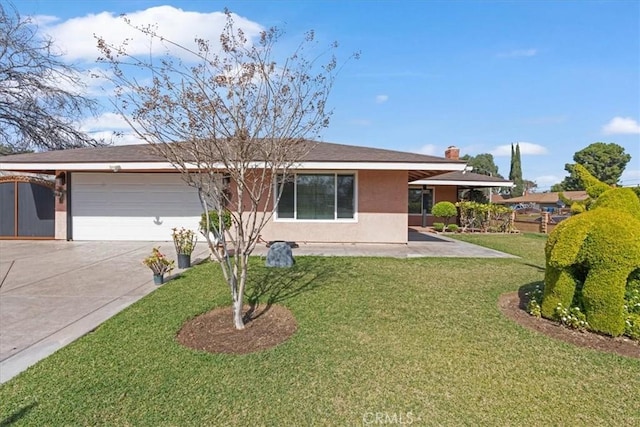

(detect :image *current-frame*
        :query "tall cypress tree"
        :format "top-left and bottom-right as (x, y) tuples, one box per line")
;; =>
(509, 144), (515, 182)
(509, 143), (524, 197)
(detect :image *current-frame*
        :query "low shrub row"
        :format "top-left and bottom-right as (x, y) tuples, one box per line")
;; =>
(456, 201), (514, 233)
(433, 223), (459, 233)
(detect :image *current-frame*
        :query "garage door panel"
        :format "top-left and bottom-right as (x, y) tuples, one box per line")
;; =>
(71, 173), (204, 241)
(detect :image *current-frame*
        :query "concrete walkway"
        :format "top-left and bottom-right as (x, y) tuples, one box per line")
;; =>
(252, 231), (517, 258)
(0, 232), (514, 384)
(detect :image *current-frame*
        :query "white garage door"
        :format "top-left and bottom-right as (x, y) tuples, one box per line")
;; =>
(71, 172), (203, 241)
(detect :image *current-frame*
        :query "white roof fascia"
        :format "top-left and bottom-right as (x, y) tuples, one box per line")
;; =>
(292, 162), (466, 171)
(0, 162), (179, 171)
(411, 179), (515, 187)
(0, 161), (468, 172)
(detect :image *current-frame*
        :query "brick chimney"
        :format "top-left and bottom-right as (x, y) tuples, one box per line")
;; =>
(445, 146), (460, 160)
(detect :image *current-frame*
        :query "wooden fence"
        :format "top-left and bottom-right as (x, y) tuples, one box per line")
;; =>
(513, 212), (560, 234)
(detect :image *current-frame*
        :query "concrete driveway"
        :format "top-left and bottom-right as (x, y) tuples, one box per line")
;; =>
(0, 240), (210, 384)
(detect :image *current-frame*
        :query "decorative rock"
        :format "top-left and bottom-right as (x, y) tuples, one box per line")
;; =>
(266, 241), (295, 267)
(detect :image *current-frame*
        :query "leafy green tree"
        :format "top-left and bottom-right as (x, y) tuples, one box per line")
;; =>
(523, 179), (537, 193)
(460, 153), (502, 178)
(555, 142), (631, 190)
(460, 153), (504, 197)
(509, 143), (524, 197)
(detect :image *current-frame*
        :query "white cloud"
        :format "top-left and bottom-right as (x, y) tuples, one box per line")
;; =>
(37, 6), (263, 62)
(491, 142), (548, 156)
(459, 144), (487, 156)
(79, 112), (145, 145)
(80, 112), (130, 131)
(48, 67), (117, 98)
(602, 117), (640, 135)
(497, 48), (538, 58)
(417, 144), (438, 155)
(30, 14), (60, 27)
(375, 95), (389, 104)
(93, 130), (145, 146)
(621, 169), (640, 186)
(533, 175), (562, 186)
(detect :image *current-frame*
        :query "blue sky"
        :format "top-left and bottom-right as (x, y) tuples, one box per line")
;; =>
(16, 0), (640, 189)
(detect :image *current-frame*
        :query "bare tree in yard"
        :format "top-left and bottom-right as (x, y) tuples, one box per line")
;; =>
(0, 2), (99, 151)
(97, 11), (352, 329)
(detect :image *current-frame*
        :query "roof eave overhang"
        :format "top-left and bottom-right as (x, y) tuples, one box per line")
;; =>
(0, 161), (468, 172)
(410, 179), (515, 187)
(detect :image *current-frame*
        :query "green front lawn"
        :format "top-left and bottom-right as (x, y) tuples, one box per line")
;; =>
(1, 235), (638, 425)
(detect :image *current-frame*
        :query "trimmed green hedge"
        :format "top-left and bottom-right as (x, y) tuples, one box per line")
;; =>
(574, 164), (610, 199)
(433, 222), (445, 232)
(591, 187), (640, 217)
(431, 201), (457, 225)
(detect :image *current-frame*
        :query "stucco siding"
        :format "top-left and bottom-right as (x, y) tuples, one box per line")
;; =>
(264, 170), (408, 243)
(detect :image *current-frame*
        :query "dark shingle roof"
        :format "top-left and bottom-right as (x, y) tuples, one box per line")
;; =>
(0, 144), (162, 163)
(0, 141), (464, 165)
(423, 171), (512, 184)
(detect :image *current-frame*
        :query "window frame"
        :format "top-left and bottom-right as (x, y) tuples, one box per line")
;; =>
(274, 171), (358, 222)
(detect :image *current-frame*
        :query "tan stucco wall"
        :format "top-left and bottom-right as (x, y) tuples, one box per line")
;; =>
(262, 170), (408, 243)
(434, 186), (457, 204)
(54, 171), (67, 240)
(55, 211), (67, 240)
(262, 212), (407, 244)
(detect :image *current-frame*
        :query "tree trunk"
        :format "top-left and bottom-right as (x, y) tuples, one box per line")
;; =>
(232, 252), (249, 330)
(233, 295), (245, 330)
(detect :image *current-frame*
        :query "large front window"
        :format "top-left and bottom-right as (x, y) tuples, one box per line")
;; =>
(277, 173), (355, 220)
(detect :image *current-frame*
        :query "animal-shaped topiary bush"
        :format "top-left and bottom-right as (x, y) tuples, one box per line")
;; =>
(541, 165), (640, 336)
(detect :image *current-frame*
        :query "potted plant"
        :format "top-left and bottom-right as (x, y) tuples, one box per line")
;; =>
(143, 247), (175, 285)
(171, 227), (197, 268)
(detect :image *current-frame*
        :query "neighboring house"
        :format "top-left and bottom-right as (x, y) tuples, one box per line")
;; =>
(407, 147), (514, 226)
(0, 141), (467, 243)
(494, 191), (589, 211)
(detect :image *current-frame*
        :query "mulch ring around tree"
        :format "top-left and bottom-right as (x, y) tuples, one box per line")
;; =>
(176, 304), (297, 355)
(499, 291), (639, 359)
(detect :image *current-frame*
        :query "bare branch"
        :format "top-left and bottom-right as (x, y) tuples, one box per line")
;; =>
(97, 11), (354, 329)
(0, 2), (101, 151)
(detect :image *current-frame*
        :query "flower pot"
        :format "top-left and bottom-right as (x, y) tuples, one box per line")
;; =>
(153, 273), (164, 285)
(177, 253), (191, 268)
